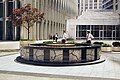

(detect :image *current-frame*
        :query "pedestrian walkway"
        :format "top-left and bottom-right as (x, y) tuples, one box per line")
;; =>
(0, 52), (120, 80)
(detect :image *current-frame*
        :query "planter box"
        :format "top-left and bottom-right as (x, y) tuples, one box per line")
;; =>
(20, 41), (35, 46)
(112, 47), (120, 52)
(101, 47), (112, 52)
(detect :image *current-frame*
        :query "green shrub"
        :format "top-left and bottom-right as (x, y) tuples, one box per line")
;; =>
(102, 43), (111, 47)
(43, 41), (53, 44)
(67, 41), (75, 44)
(112, 42), (120, 47)
(66, 38), (74, 41)
(20, 39), (34, 41)
(93, 42), (104, 45)
(75, 42), (90, 46)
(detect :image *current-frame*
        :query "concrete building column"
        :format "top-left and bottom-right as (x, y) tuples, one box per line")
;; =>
(13, 0), (17, 40)
(49, 21), (52, 36)
(44, 21), (48, 39)
(3, 0), (7, 40)
(53, 22), (56, 35)
(48, 21), (51, 39)
(46, 21), (49, 39)
(51, 22), (54, 36)
(38, 22), (42, 40)
(43, 21), (45, 39)
(36, 23), (39, 40)
(60, 25), (62, 36)
(40, 21), (44, 39)
(20, 25), (24, 39)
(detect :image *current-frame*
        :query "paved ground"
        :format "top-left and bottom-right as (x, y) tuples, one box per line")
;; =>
(0, 72), (119, 80)
(0, 52), (120, 80)
(0, 50), (18, 57)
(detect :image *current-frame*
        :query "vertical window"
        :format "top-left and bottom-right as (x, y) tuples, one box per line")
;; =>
(54, 0), (56, 10)
(94, 0), (97, 2)
(85, 7), (88, 9)
(51, 0), (53, 7)
(17, 0), (21, 8)
(115, 5), (118, 10)
(81, 7), (83, 9)
(0, 2), (3, 40)
(39, 0), (42, 10)
(90, 0), (92, 3)
(56, 0), (58, 11)
(0, 0), (2, 2)
(94, 7), (97, 9)
(0, 2), (3, 18)
(89, 6), (92, 9)
(8, 1), (13, 16)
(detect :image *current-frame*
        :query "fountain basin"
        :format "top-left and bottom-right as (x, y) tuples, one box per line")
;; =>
(16, 44), (104, 66)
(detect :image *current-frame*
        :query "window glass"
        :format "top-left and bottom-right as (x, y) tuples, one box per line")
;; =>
(8, 2), (13, 16)
(115, 5), (118, 10)
(94, 0), (97, 2)
(0, 3), (3, 17)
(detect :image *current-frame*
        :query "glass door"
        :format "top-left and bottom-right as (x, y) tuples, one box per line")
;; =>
(99, 30), (104, 40)
(112, 30), (116, 40)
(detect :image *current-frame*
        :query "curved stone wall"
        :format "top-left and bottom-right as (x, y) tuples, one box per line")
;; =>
(17, 44), (102, 66)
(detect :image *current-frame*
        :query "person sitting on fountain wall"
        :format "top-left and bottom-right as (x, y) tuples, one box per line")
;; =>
(53, 35), (55, 41)
(55, 33), (58, 42)
(62, 30), (68, 43)
(86, 30), (94, 44)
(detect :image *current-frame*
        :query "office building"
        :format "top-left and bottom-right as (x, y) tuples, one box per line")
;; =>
(0, 0), (78, 40)
(113, 0), (120, 14)
(102, 0), (113, 9)
(20, 0), (78, 40)
(0, 0), (20, 40)
(67, 10), (120, 40)
(78, 0), (102, 15)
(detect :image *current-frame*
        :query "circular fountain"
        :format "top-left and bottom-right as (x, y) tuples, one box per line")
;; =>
(16, 42), (105, 66)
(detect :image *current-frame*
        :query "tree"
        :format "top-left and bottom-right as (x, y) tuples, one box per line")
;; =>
(9, 4), (44, 40)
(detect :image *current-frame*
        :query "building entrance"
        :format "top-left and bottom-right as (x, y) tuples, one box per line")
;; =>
(112, 30), (116, 40)
(99, 30), (104, 40)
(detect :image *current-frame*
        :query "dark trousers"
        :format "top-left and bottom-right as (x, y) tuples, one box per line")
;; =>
(55, 37), (58, 42)
(86, 40), (91, 44)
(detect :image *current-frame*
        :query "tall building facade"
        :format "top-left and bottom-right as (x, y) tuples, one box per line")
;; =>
(0, 0), (20, 41)
(20, 0), (78, 40)
(78, 0), (102, 15)
(102, 0), (113, 9)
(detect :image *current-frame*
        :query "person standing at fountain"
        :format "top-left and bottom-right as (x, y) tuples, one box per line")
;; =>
(62, 30), (68, 43)
(55, 33), (58, 42)
(86, 30), (94, 44)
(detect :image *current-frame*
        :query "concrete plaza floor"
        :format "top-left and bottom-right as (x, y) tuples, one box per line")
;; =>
(0, 52), (120, 80)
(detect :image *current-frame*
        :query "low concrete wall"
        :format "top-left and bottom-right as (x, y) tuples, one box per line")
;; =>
(0, 41), (20, 50)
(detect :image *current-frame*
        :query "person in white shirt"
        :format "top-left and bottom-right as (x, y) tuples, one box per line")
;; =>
(63, 31), (67, 39)
(62, 30), (68, 43)
(86, 30), (94, 44)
